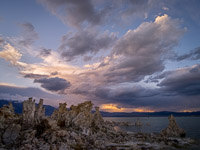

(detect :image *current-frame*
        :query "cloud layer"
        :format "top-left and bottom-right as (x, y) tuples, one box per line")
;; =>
(0, 84), (63, 104)
(37, 0), (106, 27)
(1, 0), (200, 112)
(79, 15), (185, 85)
(159, 64), (200, 96)
(59, 29), (117, 61)
(34, 77), (71, 93)
(19, 22), (38, 46)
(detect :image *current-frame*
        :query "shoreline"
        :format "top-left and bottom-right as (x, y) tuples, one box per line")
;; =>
(0, 99), (200, 150)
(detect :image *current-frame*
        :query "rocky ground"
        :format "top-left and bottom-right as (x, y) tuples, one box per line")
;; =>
(0, 98), (199, 150)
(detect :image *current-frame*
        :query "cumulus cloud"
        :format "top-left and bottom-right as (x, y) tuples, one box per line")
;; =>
(59, 30), (117, 61)
(158, 64), (200, 96)
(34, 77), (71, 93)
(0, 43), (26, 67)
(92, 14), (185, 83)
(1, 5), (198, 112)
(19, 22), (38, 46)
(37, 0), (108, 27)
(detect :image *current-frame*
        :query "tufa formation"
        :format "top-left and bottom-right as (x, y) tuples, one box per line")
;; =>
(161, 114), (186, 137)
(0, 98), (197, 150)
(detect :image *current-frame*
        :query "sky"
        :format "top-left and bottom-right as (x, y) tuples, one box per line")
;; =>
(0, 0), (200, 112)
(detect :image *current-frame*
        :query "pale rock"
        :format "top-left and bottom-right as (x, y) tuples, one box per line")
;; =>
(0, 102), (15, 121)
(70, 101), (93, 129)
(57, 130), (68, 137)
(35, 99), (45, 124)
(22, 129), (37, 143)
(59, 143), (70, 150)
(2, 123), (21, 145)
(51, 103), (67, 127)
(82, 127), (91, 135)
(0, 99), (197, 150)
(0, 102), (16, 129)
(50, 144), (57, 150)
(38, 143), (50, 150)
(51, 103), (67, 119)
(161, 114), (186, 137)
(92, 107), (104, 130)
(22, 98), (36, 128)
(58, 103), (67, 114)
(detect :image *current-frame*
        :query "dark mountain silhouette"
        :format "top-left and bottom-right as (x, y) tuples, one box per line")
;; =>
(0, 99), (55, 116)
(1, 99), (200, 117)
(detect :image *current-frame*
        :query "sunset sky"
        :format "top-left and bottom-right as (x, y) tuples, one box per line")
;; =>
(0, 0), (200, 112)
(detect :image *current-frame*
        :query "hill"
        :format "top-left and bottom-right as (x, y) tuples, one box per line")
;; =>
(1, 99), (200, 117)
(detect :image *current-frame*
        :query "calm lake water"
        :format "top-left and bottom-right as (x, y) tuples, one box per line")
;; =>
(103, 117), (200, 139)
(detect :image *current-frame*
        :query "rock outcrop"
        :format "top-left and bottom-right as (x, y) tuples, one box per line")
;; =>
(0, 102), (21, 146)
(0, 99), (198, 150)
(22, 98), (36, 128)
(70, 101), (93, 129)
(161, 114), (186, 137)
(35, 99), (45, 124)
(0, 102), (15, 121)
(51, 102), (67, 127)
(91, 107), (104, 130)
(2, 123), (21, 145)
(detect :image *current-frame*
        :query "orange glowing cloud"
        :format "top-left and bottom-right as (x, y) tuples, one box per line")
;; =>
(100, 104), (154, 112)
(179, 109), (198, 112)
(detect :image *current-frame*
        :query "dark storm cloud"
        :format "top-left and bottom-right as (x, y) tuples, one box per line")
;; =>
(59, 30), (117, 61)
(37, 0), (109, 27)
(74, 65), (200, 111)
(158, 64), (200, 96)
(0, 84), (61, 100)
(72, 85), (159, 105)
(74, 84), (200, 111)
(19, 22), (38, 46)
(24, 73), (49, 79)
(94, 86), (159, 102)
(176, 47), (200, 61)
(39, 48), (52, 57)
(104, 58), (165, 83)
(78, 84), (200, 111)
(34, 77), (71, 93)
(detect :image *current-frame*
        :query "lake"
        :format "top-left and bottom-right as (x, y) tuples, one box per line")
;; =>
(103, 117), (200, 139)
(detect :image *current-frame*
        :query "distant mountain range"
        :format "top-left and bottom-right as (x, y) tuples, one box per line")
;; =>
(0, 99), (55, 116)
(1, 99), (200, 117)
